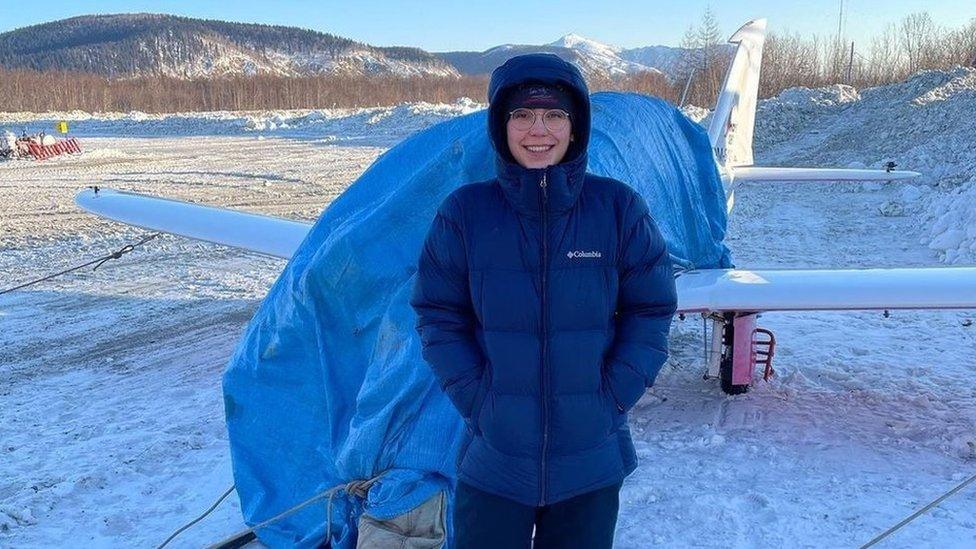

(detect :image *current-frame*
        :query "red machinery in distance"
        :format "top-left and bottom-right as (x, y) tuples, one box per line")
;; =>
(1, 124), (83, 161)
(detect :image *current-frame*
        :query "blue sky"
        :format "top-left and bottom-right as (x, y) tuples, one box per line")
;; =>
(3, 0), (974, 51)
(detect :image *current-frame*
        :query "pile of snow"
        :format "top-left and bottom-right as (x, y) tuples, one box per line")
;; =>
(752, 67), (976, 264)
(680, 104), (710, 124)
(0, 98), (484, 145)
(923, 176), (976, 263)
(683, 66), (976, 266)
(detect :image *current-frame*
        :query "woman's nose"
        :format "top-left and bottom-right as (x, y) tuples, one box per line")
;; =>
(528, 115), (548, 135)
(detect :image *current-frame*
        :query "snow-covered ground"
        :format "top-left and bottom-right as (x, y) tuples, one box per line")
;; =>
(0, 99), (482, 144)
(2, 69), (975, 548)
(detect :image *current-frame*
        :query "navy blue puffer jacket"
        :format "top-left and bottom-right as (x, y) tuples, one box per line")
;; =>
(410, 54), (677, 506)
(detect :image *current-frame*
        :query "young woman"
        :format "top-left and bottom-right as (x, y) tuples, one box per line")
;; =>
(411, 53), (677, 548)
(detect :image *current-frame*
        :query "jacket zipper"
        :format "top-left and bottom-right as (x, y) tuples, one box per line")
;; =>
(539, 170), (550, 505)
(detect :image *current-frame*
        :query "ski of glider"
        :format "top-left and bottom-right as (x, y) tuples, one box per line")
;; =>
(74, 18), (976, 395)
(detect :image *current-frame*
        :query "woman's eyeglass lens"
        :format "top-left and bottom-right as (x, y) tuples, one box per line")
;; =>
(508, 109), (570, 132)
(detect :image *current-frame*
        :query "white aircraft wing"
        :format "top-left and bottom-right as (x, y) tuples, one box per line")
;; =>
(76, 188), (976, 314)
(75, 188), (311, 260)
(676, 267), (976, 313)
(731, 166), (921, 182)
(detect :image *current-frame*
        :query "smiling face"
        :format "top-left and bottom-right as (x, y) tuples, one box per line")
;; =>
(507, 109), (573, 169)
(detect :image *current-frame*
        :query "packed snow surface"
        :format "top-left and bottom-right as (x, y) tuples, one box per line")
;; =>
(0, 99), (483, 144)
(1, 69), (975, 548)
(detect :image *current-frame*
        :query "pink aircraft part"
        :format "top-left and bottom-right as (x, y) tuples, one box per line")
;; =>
(732, 314), (757, 386)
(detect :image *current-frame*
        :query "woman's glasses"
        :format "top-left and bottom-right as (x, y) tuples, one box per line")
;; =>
(507, 108), (571, 132)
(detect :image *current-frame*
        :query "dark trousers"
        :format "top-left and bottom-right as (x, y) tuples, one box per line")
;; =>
(453, 480), (623, 549)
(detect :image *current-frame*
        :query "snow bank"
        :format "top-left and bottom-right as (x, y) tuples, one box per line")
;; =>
(0, 99), (484, 144)
(753, 67), (976, 264)
(680, 104), (710, 124)
(924, 176), (976, 263)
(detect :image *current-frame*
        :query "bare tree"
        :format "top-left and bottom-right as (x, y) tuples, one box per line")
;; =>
(900, 12), (936, 74)
(866, 23), (906, 86)
(670, 9), (734, 107)
(0, 68), (491, 112)
(947, 18), (976, 67)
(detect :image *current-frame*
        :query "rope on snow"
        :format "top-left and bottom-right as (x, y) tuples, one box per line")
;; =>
(157, 474), (385, 549)
(156, 484), (236, 549)
(860, 471), (976, 548)
(0, 232), (161, 296)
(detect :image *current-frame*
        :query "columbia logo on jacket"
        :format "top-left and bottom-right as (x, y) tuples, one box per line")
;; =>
(567, 250), (602, 259)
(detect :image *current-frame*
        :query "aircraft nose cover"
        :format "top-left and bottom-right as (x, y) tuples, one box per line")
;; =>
(222, 92), (731, 548)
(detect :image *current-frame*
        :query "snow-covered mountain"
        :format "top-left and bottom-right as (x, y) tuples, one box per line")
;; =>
(548, 33), (619, 55)
(0, 15), (704, 82)
(621, 45), (698, 77)
(547, 34), (660, 77)
(438, 33), (667, 80)
(0, 14), (458, 79)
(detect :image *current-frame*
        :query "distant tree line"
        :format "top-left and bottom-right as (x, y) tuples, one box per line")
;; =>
(0, 71), (490, 112)
(759, 13), (976, 97)
(675, 10), (976, 106)
(1, 11), (973, 113)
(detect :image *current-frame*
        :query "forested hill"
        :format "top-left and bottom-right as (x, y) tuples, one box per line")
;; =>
(0, 13), (458, 79)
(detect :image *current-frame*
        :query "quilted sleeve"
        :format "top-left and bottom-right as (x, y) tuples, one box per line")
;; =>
(409, 194), (487, 427)
(603, 191), (678, 412)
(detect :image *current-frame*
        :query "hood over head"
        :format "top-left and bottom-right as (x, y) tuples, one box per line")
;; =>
(486, 54), (592, 217)
(487, 53), (591, 166)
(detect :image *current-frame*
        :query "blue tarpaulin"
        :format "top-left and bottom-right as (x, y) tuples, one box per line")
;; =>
(222, 92), (732, 548)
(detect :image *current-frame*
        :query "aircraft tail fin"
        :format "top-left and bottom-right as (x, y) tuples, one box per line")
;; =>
(707, 18), (767, 168)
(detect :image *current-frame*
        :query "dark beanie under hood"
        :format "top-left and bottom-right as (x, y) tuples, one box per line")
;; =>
(487, 54), (591, 165)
